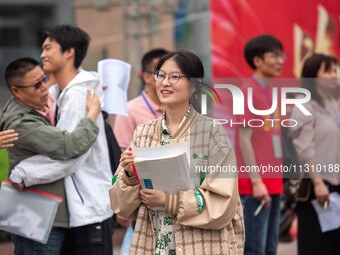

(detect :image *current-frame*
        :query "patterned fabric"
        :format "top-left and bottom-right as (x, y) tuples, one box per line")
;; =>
(152, 210), (176, 255)
(161, 105), (190, 146)
(153, 106), (191, 254)
(109, 109), (245, 255)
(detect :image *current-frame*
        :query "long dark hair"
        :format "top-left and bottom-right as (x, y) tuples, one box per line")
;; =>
(301, 54), (337, 107)
(154, 50), (204, 112)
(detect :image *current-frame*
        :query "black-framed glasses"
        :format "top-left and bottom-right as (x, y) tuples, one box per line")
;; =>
(15, 75), (49, 90)
(154, 70), (188, 84)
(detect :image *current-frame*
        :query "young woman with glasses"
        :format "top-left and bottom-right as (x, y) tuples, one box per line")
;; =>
(110, 50), (244, 254)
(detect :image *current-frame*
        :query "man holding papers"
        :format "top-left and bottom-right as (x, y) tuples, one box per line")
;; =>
(110, 50), (244, 254)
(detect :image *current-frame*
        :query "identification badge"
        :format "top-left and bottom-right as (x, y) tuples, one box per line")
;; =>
(272, 135), (282, 158)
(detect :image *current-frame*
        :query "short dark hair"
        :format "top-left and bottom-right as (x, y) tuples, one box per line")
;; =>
(142, 48), (168, 72)
(244, 34), (283, 70)
(43, 25), (90, 68)
(5, 58), (40, 90)
(155, 50), (204, 79)
(155, 50), (204, 112)
(301, 53), (338, 107)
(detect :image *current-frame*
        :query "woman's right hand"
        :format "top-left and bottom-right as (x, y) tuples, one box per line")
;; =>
(120, 149), (135, 177)
(313, 179), (330, 206)
(86, 90), (101, 121)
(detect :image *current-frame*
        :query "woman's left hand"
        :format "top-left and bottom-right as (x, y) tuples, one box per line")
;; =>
(139, 189), (166, 208)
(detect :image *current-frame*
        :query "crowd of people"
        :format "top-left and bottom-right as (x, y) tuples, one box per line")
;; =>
(0, 24), (339, 255)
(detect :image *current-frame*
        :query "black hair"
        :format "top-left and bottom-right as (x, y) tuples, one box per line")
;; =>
(140, 48), (168, 91)
(301, 53), (338, 108)
(155, 50), (204, 112)
(5, 58), (40, 90)
(142, 48), (168, 72)
(244, 34), (283, 70)
(43, 25), (90, 68)
(155, 50), (204, 79)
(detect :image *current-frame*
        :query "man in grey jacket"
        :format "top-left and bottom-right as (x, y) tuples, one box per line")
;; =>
(10, 25), (114, 255)
(0, 57), (101, 254)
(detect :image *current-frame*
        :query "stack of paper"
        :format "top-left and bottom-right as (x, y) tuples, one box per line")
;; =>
(132, 142), (194, 194)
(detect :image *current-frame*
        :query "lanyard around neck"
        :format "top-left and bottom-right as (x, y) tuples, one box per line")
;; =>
(252, 75), (272, 106)
(141, 91), (157, 119)
(252, 75), (278, 131)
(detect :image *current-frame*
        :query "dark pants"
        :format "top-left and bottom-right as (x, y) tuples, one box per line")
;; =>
(61, 217), (113, 255)
(12, 227), (66, 255)
(296, 183), (340, 255)
(241, 194), (281, 255)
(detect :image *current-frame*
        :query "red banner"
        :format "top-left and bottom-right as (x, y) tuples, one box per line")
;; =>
(211, 0), (340, 144)
(211, 0), (340, 79)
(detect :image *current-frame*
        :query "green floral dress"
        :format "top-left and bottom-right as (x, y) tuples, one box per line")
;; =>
(153, 106), (190, 255)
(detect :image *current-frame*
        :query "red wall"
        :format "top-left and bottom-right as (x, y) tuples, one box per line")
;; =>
(211, 0), (340, 78)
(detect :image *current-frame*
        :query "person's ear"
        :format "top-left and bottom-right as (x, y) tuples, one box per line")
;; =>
(64, 48), (75, 60)
(253, 56), (263, 68)
(10, 86), (20, 98)
(190, 81), (197, 94)
(190, 80), (200, 100)
(143, 72), (154, 84)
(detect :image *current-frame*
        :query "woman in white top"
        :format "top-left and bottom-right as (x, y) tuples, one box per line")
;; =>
(291, 53), (340, 255)
(110, 50), (244, 254)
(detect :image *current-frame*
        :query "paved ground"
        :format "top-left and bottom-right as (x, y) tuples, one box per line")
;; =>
(277, 240), (297, 255)
(0, 228), (126, 255)
(0, 228), (297, 255)
(113, 238), (297, 255)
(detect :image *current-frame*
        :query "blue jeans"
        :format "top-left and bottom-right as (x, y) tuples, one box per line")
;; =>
(12, 227), (65, 255)
(241, 195), (281, 255)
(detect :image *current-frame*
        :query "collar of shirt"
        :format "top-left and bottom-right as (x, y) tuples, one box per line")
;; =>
(161, 105), (191, 138)
(36, 94), (55, 126)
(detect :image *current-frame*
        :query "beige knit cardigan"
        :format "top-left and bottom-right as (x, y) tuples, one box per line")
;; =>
(109, 109), (245, 254)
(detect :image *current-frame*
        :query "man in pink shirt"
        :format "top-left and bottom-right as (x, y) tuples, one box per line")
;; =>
(114, 49), (168, 150)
